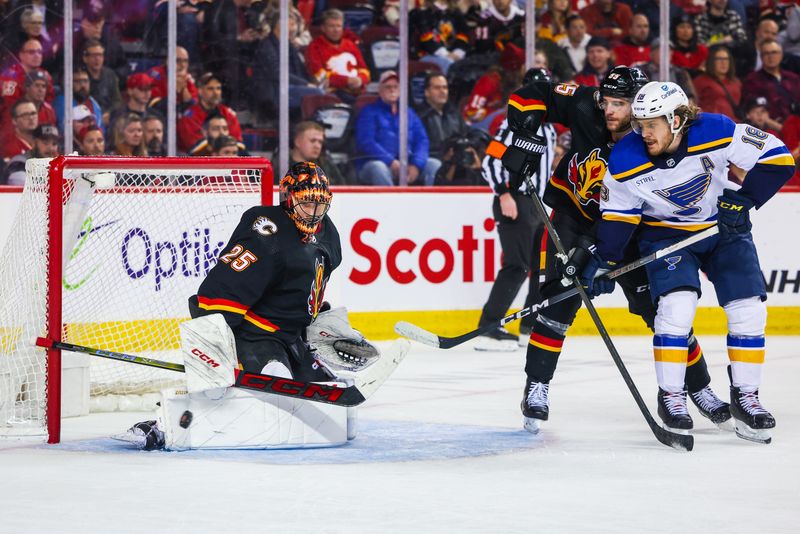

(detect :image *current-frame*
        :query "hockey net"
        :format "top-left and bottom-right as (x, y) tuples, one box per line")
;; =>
(0, 156), (272, 442)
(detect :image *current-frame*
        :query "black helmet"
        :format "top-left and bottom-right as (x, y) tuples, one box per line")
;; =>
(599, 66), (649, 100)
(523, 67), (552, 86)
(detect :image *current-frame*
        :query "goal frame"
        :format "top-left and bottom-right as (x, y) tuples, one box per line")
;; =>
(43, 155), (273, 443)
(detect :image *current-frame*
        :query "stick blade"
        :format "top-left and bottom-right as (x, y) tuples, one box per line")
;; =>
(654, 426), (694, 452)
(394, 321), (440, 348)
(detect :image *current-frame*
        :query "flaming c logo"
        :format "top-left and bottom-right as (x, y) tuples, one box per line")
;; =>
(307, 258), (326, 318)
(567, 148), (608, 206)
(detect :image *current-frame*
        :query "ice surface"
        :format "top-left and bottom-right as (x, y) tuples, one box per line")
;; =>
(1, 336), (798, 533)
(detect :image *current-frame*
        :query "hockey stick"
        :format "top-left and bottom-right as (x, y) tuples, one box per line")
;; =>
(395, 224), (717, 350)
(35, 338), (367, 407)
(523, 176), (694, 452)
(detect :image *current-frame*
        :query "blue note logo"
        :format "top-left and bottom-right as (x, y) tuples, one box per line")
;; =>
(664, 256), (682, 271)
(654, 172), (712, 216)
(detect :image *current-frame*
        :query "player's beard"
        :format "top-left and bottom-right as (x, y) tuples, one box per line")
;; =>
(605, 115), (632, 134)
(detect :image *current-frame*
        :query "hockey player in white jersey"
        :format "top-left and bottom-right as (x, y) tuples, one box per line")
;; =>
(585, 82), (794, 444)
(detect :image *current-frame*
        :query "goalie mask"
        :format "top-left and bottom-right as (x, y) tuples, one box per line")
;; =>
(279, 162), (332, 239)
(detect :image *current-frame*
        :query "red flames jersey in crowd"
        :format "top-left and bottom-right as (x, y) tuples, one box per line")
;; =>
(305, 35), (370, 92)
(463, 71), (502, 123)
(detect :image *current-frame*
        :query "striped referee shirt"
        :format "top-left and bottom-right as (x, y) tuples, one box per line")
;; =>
(481, 118), (557, 198)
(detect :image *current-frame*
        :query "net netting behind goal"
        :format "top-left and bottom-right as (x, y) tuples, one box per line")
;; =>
(0, 156), (272, 440)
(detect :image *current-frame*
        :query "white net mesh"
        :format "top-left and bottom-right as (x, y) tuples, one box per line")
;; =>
(0, 157), (267, 437)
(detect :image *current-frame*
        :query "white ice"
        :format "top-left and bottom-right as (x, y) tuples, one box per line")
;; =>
(1, 335), (798, 533)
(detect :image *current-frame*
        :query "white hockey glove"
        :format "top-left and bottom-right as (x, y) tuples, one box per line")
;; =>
(306, 306), (380, 374)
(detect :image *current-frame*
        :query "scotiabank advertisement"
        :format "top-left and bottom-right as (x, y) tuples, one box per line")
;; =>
(0, 188), (797, 337)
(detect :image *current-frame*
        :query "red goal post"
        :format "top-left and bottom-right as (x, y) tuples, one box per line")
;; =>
(0, 156), (273, 444)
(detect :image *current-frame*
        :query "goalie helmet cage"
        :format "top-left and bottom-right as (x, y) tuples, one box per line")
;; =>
(0, 156), (273, 444)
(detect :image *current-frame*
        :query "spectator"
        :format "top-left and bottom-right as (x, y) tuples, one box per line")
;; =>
(620, 0), (684, 34)
(737, 17), (780, 77)
(463, 43), (526, 129)
(74, 3), (128, 81)
(694, 0), (747, 48)
(417, 73), (469, 162)
(538, 0), (572, 43)
(201, 0), (263, 108)
(305, 9), (370, 104)
(0, 39), (54, 116)
(613, 13), (652, 68)
(643, 39), (697, 102)
(434, 128), (489, 186)
(743, 96), (781, 136)
(579, 0), (633, 46)
(10, 8), (57, 68)
(781, 102), (800, 186)
(742, 39), (800, 123)
(77, 124), (105, 156)
(109, 73), (161, 130)
(68, 104), (99, 152)
(574, 37), (613, 86)
(147, 46), (198, 112)
(177, 73), (243, 152)
(288, 121), (347, 185)
(108, 113), (146, 156)
(188, 114), (232, 156)
(354, 71), (438, 186)
(410, 0), (470, 74)
(670, 13), (708, 74)
(558, 14), (591, 72)
(2, 99), (38, 161)
(53, 68), (102, 133)
(22, 69), (56, 127)
(467, 0), (525, 56)
(784, 4), (800, 62)
(251, 11), (324, 118)
(143, 114), (166, 157)
(82, 39), (121, 125)
(210, 135), (240, 157)
(5, 124), (59, 185)
(693, 44), (741, 121)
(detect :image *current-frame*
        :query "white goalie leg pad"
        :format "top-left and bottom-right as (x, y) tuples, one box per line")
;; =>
(307, 306), (380, 373)
(156, 385), (350, 450)
(180, 314), (238, 393)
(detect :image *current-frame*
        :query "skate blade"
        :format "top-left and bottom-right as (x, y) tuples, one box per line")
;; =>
(661, 423), (691, 436)
(523, 417), (541, 435)
(110, 431), (146, 449)
(734, 421), (772, 444)
(714, 418), (735, 432)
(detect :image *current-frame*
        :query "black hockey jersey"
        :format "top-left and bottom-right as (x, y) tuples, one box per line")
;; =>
(507, 81), (610, 223)
(192, 205), (342, 344)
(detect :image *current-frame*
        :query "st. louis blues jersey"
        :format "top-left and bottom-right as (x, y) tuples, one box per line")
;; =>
(596, 113), (794, 261)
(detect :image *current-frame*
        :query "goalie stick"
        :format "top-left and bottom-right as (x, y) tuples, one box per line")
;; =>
(395, 224), (717, 350)
(34, 337), (394, 407)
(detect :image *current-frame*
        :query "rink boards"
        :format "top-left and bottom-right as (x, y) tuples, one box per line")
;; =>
(0, 186), (797, 343)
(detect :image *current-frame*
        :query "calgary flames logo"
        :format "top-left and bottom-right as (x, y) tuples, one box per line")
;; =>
(307, 258), (326, 318)
(567, 148), (608, 206)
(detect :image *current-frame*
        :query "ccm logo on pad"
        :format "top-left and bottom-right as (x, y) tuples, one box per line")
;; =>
(191, 348), (220, 368)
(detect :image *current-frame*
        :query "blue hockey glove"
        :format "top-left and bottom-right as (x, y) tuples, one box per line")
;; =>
(716, 188), (755, 238)
(579, 252), (617, 298)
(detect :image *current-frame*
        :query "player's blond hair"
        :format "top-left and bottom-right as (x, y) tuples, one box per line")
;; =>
(676, 104), (701, 134)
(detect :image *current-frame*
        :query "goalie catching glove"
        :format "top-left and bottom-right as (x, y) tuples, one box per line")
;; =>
(306, 306), (380, 374)
(501, 131), (547, 191)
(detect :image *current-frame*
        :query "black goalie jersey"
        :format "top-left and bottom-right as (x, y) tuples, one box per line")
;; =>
(507, 81), (610, 223)
(191, 205), (342, 344)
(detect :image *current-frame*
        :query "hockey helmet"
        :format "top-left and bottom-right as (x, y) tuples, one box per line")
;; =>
(631, 81), (689, 134)
(279, 161), (332, 237)
(599, 66), (649, 100)
(522, 67), (552, 86)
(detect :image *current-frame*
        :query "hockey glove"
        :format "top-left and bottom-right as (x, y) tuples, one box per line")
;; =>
(579, 251), (617, 298)
(557, 235), (598, 287)
(716, 188), (755, 238)
(501, 132), (547, 191)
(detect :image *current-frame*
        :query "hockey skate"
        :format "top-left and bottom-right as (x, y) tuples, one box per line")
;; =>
(730, 387), (775, 444)
(689, 385), (734, 431)
(657, 388), (693, 435)
(112, 420), (166, 451)
(521, 379), (549, 434)
(474, 327), (518, 352)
